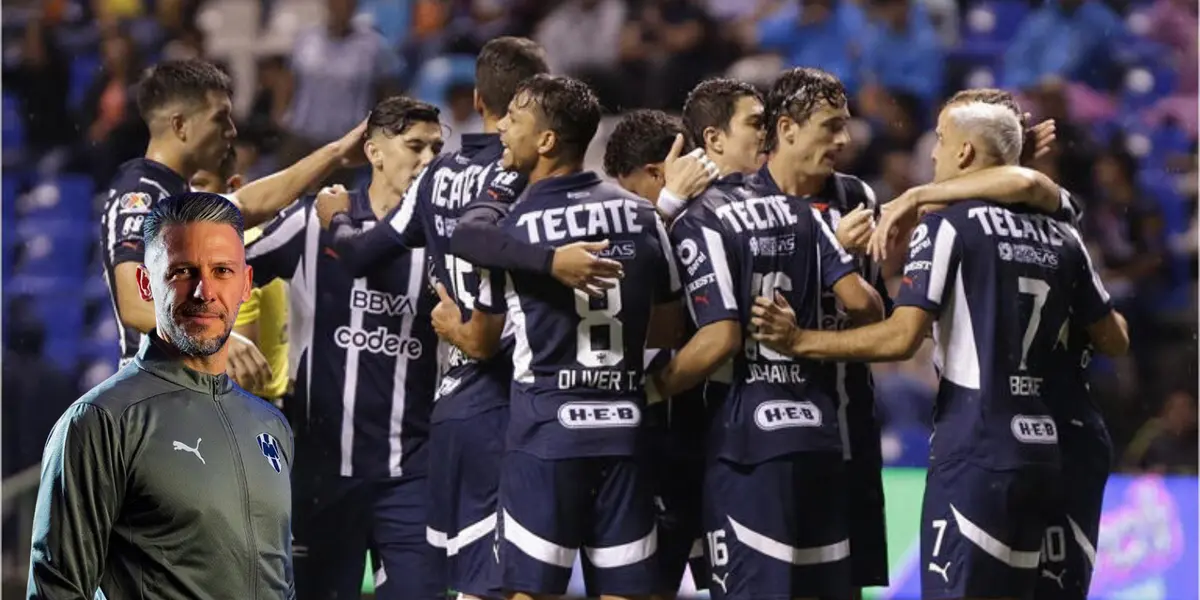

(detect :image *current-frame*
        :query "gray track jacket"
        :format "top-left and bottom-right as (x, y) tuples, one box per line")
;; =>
(27, 332), (295, 600)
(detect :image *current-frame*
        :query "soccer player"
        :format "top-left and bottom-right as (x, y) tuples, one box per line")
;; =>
(245, 96), (446, 600)
(652, 74), (884, 600)
(601, 109), (718, 597)
(486, 74), (681, 600)
(101, 58), (364, 368)
(191, 152), (289, 405)
(749, 97), (1129, 600)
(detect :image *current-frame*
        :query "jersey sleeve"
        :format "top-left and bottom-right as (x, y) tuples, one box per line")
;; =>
(894, 213), (960, 315)
(246, 200), (310, 286)
(384, 166), (430, 249)
(450, 200), (556, 274)
(1062, 223), (1113, 325)
(28, 402), (126, 599)
(1051, 188), (1085, 227)
(104, 184), (160, 266)
(652, 214), (683, 304)
(669, 208), (738, 328)
(811, 206), (857, 290)
(473, 267), (508, 315)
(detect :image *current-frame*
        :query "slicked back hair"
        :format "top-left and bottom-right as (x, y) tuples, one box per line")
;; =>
(366, 96), (442, 139)
(947, 88), (1025, 124)
(603, 110), (688, 178)
(683, 78), (763, 151)
(143, 192), (245, 259)
(476, 36), (550, 118)
(514, 74), (601, 162)
(136, 59), (232, 120)
(763, 67), (847, 153)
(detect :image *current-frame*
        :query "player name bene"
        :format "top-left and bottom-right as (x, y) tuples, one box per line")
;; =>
(515, 198), (645, 244)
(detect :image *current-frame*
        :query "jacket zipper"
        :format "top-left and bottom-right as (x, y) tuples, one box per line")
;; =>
(214, 384), (259, 600)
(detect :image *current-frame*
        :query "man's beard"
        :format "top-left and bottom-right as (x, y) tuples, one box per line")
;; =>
(162, 305), (233, 357)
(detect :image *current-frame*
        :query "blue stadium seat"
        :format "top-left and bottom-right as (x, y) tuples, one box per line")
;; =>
(68, 53), (103, 111)
(963, 0), (1029, 44)
(1121, 59), (1178, 112)
(12, 219), (94, 277)
(17, 176), (96, 221)
(2, 93), (24, 153)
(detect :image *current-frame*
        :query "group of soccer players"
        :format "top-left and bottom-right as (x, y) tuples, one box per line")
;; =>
(98, 33), (1130, 600)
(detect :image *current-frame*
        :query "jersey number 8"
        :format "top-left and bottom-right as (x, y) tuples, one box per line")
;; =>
(575, 285), (624, 367)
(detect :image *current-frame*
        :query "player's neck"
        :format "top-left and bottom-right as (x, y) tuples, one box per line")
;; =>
(144, 141), (196, 182)
(528, 159), (582, 187)
(766, 156), (825, 197)
(156, 331), (229, 376)
(480, 115), (501, 134)
(367, 177), (403, 219)
(706, 149), (744, 177)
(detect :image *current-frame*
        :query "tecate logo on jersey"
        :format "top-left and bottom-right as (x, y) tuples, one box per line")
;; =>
(1010, 415), (1058, 444)
(557, 401), (642, 429)
(334, 326), (424, 359)
(754, 400), (822, 431)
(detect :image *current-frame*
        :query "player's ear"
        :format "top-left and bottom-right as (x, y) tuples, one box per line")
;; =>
(703, 125), (722, 155)
(957, 141), (975, 169)
(136, 263), (154, 302)
(170, 111), (188, 142)
(227, 174), (244, 191)
(242, 264), (254, 303)
(537, 128), (557, 157)
(645, 163), (664, 183)
(778, 115), (796, 148)
(365, 138), (383, 171)
(472, 89), (484, 117)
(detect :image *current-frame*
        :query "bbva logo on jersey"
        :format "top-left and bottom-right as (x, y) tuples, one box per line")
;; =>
(754, 400), (823, 431)
(557, 401), (641, 429)
(257, 432), (283, 473)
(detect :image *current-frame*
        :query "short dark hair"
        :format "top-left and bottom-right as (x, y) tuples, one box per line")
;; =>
(683, 78), (763, 150)
(143, 192), (244, 256)
(514, 74), (601, 161)
(946, 88), (1024, 124)
(603, 110), (687, 178)
(366, 96), (441, 138)
(763, 67), (847, 153)
(476, 36), (550, 117)
(136, 59), (232, 119)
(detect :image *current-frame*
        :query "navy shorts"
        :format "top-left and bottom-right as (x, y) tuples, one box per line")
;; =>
(703, 452), (853, 600)
(498, 452), (658, 596)
(293, 467), (446, 600)
(1035, 449), (1110, 600)
(921, 460), (1060, 600)
(428, 407), (508, 599)
(844, 413), (889, 588)
(650, 449), (708, 593)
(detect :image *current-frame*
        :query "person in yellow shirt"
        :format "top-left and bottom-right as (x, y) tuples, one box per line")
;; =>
(191, 152), (290, 403)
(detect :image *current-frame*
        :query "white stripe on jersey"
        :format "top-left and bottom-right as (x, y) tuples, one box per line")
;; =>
(388, 167), (427, 236)
(812, 206), (853, 265)
(926, 220), (958, 305)
(247, 208), (307, 260)
(138, 177), (171, 198)
(298, 209), (322, 411)
(937, 268), (980, 389)
(1062, 223), (1110, 303)
(505, 274), (534, 384)
(389, 248), (426, 477)
(654, 217), (682, 295)
(340, 277), (369, 477)
(703, 227), (737, 310)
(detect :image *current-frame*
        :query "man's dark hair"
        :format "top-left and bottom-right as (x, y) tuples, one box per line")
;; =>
(763, 67), (847, 153)
(683, 78), (763, 150)
(143, 192), (245, 255)
(603, 110), (687, 178)
(136, 59), (233, 119)
(514, 74), (601, 161)
(476, 36), (550, 118)
(366, 96), (441, 138)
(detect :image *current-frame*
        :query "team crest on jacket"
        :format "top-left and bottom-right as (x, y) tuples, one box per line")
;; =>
(257, 432), (283, 473)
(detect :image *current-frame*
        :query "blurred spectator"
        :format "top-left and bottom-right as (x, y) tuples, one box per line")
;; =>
(744, 0), (867, 96)
(860, 0), (943, 108)
(1027, 81), (1100, 198)
(1087, 147), (1166, 303)
(439, 81), (482, 154)
(78, 24), (148, 184)
(619, 0), (721, 110)
(1142, 0), (1198, 136)
(534, 0), (628, 109)
(242, 55), (291, 156)
(3, 19), (75, 160)
(1003, 0), (1127, 94)
(90, 0), (145, 21)
(869, 145), (915, 202)
(1121, 388), (1199, 474)
(358, 0), (415, 49)
(856, 89), (923, 182)
(278, 0), (402, 183)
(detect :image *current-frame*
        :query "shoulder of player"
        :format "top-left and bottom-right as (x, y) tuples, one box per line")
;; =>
(829, 171), (876, 211)
(75, 366), (186, 417)
(225, 384), (290, 425)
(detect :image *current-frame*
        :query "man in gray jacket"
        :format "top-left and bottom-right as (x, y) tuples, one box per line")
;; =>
(27, 192), (295, 600)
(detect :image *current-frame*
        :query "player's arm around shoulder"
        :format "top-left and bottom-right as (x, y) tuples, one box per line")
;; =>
(429, 274), (506, 361)
(1061, 221), (1131, 356)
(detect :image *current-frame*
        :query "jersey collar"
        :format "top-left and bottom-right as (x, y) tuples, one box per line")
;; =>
(525, 171), (601, 198)
(460, 133), (500, 155)
(136, 331), (235, 395)
(349, 180), (377, 221)
(755, 163), (837, 199)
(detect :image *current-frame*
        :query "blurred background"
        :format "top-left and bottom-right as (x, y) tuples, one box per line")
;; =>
(0, 0), (1196, 597)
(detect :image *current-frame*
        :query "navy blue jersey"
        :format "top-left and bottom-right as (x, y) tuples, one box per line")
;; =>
(246, 185), (439, 479)
(670, 167), (858, 464)
(383, 133), (525, 421)
(501, 172), (680, 459)
(100, 158), (190, 362)
(894, 200), (1112, 470)
(809, 172), (893, 462)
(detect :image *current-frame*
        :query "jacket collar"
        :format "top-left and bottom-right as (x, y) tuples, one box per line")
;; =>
(135, 330), (235, 395)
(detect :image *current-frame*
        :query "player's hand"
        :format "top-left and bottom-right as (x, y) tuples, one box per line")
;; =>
(868, 192), (920, 262)
(552, 240), (624, 298)
(1021, 115), (1056, 166)
(835, 205), (874, 255)
(316, 185), (351, 229)
(430, 282), (463, 341)
(227, 335), (272, 392)
(750, 292), (800, 355)
(663, 133), (718, 200)
(333, 118), (369, 168)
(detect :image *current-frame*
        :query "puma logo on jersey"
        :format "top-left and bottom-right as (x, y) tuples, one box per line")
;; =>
(928, 561), (951, 583)
(1041, 568), (1066, 589)
(173, 438), (206, 464)
(711, 572), (729, 593)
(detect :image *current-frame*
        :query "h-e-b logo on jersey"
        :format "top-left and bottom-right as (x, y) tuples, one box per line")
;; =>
(558, 401), (641, 429)
(257, 432), (283, 473)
